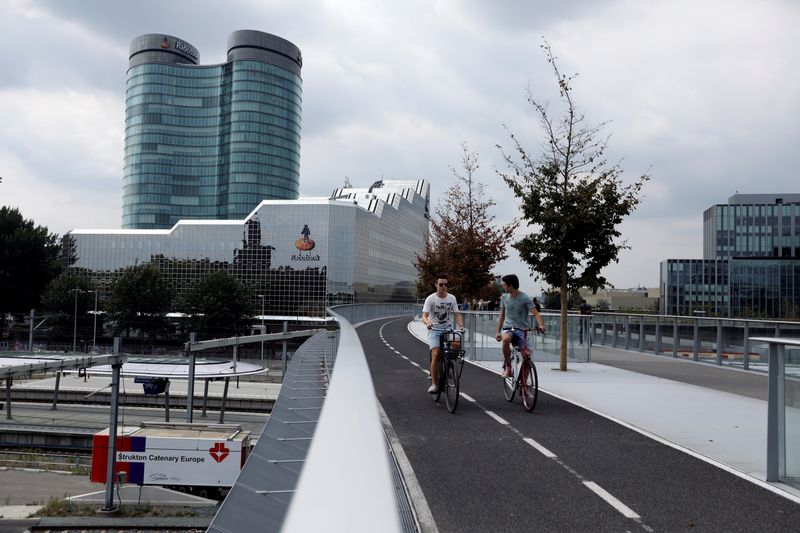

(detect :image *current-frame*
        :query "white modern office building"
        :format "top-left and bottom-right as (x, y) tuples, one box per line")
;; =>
(64, 180), (430, 316)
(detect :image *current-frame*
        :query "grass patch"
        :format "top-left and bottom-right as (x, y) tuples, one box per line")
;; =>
(31, 497), (202, 517)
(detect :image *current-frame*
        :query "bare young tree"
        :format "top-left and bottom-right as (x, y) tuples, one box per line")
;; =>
(415, 142), (518, 301)
(497, 40), (649, 370)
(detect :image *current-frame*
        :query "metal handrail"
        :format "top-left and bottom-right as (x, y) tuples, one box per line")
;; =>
(750, 336), (800, 486)
(281, 307), (402, 533)
(591, 312), (800, 371)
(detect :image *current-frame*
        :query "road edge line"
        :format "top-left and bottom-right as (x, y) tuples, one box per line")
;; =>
(377, 401), (438, 533)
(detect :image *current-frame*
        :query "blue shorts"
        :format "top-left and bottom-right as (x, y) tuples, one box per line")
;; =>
(502, 328), (528, 351)
(428, 327), (449, 350)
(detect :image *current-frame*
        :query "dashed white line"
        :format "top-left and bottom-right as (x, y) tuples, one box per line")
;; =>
(485, 411), (509, 425)
(523, 437), (557, 458)
(379, 318), (651, 531)
(583, 481), (640, 519)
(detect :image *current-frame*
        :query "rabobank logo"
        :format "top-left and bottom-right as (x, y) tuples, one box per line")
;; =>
(294, 224), (315, 251)
(160, 37), (170, 49)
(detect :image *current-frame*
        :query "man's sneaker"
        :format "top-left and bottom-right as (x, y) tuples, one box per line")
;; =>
(501, 364), (513, 378)
(427, 384), (438, 394)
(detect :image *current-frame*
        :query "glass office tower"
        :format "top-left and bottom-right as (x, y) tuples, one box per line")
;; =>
(661, 194), (800, 318)
(122, 31), (302, 229)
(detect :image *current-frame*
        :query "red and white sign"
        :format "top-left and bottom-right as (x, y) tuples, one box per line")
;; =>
(91, 427), (249, 487)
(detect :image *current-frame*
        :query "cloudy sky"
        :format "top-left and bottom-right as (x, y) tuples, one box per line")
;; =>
(1, 0), (798, 293)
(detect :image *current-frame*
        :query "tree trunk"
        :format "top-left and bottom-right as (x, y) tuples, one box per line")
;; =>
(559, 258), (569, 371)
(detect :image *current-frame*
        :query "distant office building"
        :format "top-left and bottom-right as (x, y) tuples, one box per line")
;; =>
(581, 287), (659, 312)
(123, 31), (302, 229)
(660, 194), (800, 318)
(64, 180), (430, 316)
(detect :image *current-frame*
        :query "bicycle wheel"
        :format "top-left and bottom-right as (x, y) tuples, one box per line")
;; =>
(503, 355), (517, 401)
(444, 359), (459, 413)
(520, 359), (539, 412)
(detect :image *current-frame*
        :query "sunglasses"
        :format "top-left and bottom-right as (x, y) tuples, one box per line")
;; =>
(438, 282), (448, 287)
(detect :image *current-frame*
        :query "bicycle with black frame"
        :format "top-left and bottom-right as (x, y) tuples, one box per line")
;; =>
(432, 328), (465, 413)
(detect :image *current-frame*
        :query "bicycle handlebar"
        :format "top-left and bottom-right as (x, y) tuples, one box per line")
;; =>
(497, 326), (545, 337)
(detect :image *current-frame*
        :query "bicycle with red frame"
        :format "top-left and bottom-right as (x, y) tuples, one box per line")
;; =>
(501, 327), (540, 411)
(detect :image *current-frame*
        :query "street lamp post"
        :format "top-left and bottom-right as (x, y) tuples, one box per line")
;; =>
(257, 294), (265, 360)
(87, 290), (98, 353)
(69, 288), (83, 353)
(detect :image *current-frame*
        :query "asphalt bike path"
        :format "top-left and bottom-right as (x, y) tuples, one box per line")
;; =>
(358, 317), (800, 533)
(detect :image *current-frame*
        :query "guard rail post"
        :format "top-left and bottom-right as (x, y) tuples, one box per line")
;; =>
(743, 323), (751, 370)
(624, 315), (631, 350)
(655, 316), (662, 355)
(638, 315), (644, 352)
(764, 340), (785, 482)
(672, 317), (678, 358)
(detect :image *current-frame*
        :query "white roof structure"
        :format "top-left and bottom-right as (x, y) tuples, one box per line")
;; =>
(73, 356), (267, 379)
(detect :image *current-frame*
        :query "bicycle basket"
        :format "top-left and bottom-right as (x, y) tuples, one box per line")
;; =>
(440, 331), (464, 356)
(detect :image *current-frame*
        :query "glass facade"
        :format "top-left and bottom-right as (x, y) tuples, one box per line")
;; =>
(660, 259), (729, 316)
(729, 258), (800, 318)
(122, 32), (302, 229)
(65, 181), (430, 317)
(704, 195), (800, 260)
(663, 194), (800, 318)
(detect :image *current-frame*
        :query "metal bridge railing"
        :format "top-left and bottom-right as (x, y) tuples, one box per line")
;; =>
(281, 306), (405, 533)
(592, 312), (800, 372)
(750, 337), (800, 490)
(460, 310), (591, 363)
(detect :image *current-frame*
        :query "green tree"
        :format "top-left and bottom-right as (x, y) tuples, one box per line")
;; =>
(106, 265), (173, 341)
(0, 206), (62, 319)
(497, 41), (649, 370)
(40, 273), (96, 344)
(184, 270), (256, 338)
(543, 288), (561, 310)
(415, 142), (518, 301)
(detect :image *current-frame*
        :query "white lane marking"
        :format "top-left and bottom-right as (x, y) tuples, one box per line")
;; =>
(401, 355), (409, 360)
(459, 392), (476, 402)
(539, 387), (800, 507)
(523, 437), (557, 458)
(410, 361), (420, 368)
(423, 370), (430, 376)
(485, 411), (509, 425)
(583, 481), (640, 519)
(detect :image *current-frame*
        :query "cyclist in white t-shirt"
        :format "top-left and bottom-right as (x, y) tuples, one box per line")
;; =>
(422, 275), (464, 394)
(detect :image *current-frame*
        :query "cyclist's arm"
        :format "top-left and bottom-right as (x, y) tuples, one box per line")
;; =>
(453, 308), (464, 330)
(531, 307), (545, 332)
(422, 311), (432, 329)
(495, 307), (505, 339)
